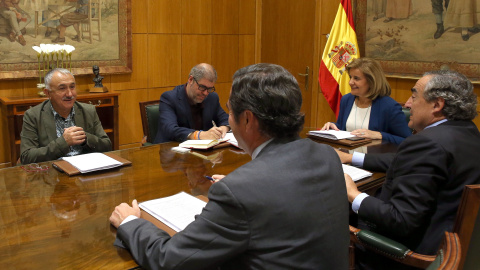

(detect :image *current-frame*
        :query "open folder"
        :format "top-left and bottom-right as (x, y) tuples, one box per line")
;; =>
(52, 152), (132, 176)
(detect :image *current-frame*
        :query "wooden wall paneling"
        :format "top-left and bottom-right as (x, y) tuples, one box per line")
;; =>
(212, 82), (232, 112)
(212, 35), (239, 83)
(239, 0), (256, 34)
(392, 78), (416, 104)
(182, 0), (212, 34)
(111, 34), (149, 91)
(132, 0), (148, 34)
(239, 35), (256, 69)
(212, 0), (239, 34)
(181, 35), (213, 80)
(147, 87), (172, 101)
(118, 89), (149, 145)
(321, 0), (340, 34)
(148, 0), (182, 34)
(148, 34), (182, 88)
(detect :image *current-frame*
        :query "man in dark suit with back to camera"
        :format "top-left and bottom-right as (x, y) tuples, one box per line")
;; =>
(110, 63), (349, 270)
(20, 68), (112, 165)
(153, 63), (230, 143)
(337, 70), (480, 269)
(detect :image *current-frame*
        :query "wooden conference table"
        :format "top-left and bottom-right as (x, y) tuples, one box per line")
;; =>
(0, 135), (397, 269)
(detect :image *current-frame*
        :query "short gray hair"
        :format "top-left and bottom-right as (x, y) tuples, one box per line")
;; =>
(44, 68), (73, 91)
(189, 63), (217, 82)
(423, 70), (478, 120)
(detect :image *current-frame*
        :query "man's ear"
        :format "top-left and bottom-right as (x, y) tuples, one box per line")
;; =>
(244, 110), (258, 132)
(43, 89), (50, 98)
(433, 97), (445, 113)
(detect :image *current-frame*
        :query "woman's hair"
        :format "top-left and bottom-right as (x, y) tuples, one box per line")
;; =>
(345, 58), (391, 100)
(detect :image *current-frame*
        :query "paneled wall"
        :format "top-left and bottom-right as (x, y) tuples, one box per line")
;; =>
(0, 0), (256, 167)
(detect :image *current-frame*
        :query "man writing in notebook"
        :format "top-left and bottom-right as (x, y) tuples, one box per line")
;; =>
(153, 63), (230, 143)
(338, 70), (480, 269)
(110, 63), (349, 269)
(20, 68), (112, 165)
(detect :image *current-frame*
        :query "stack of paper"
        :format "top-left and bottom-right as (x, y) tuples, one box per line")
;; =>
(139, 192), (207, 232)
(61, 153), (123, 173)
(342, 164), (373, 182)
(308, 130), (356, 140)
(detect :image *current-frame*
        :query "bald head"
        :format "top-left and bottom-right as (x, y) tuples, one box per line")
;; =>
(189, 63), (217, 82)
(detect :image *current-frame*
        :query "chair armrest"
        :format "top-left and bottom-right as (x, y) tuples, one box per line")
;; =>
(356, 230), (410, 258)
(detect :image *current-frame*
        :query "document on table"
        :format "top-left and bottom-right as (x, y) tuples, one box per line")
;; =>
(61, 152), (123, 173)
(139, 192), (207, 232)
(342, 164), (373, 182)
(223, 132), (239, 148)
(308, 130), (356, 140)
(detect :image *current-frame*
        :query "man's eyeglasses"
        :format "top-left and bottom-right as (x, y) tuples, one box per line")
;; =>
(193, 77), (215, 93)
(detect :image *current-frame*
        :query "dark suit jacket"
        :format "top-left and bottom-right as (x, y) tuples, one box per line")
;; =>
(116, 138), (349, 270)
(153, 84), (229, 143)
(336, 93), (411, 144)
(360, 120), (480, 254)
(20, 100), (112, 164)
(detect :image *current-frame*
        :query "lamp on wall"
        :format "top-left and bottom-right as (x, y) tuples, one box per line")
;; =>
(32, 44), (76, 97)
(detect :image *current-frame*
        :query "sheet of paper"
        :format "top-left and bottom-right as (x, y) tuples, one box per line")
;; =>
(342, 164), (373, 182)
(308, 130), (355, 140)
(62, 153), (123, 173)
(139, 192), (207, 232)
(223, 132), (239, 147)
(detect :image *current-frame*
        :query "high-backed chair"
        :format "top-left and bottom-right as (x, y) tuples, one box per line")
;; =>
(349, 184), (480, 270)
(139, 100), (160, 146)
(80, 0), (102, 43)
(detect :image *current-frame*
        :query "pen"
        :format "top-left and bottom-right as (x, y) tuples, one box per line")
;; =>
(212, 120), (217, 127)
(204, 175), (215, 182)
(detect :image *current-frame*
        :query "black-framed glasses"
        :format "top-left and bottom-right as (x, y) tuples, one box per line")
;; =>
(193, 77), (215, 93)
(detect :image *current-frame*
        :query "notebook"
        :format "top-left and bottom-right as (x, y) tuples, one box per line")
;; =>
(139, 192), (207, 232)
(52, 152), (132, 176)
(179, 138), (228, 150)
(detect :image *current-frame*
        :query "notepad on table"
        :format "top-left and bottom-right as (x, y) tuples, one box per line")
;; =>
(61, 152), (123, 174)
(179, 138), (228, 149)
(342, 164), (373, 182)
(223, 132), (240, 148)
(139, 192), (207, 232)
(307, 130), (356, 140)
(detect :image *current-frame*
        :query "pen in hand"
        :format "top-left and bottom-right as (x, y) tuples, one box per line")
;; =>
(212, 120), (217, 127)
(205, 175), (216, 182)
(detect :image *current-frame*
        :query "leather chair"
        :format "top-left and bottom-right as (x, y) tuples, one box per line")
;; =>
(349, 184), (480, 270)
(139, 100), (160, 146)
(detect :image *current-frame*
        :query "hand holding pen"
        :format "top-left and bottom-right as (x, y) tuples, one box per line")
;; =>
(204, 174), (226, 183)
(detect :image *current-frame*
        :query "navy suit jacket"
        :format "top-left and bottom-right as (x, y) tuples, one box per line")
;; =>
(154, 84), (229, 143)
(360, 120), (480, 255)
(336, 93), (411, 144)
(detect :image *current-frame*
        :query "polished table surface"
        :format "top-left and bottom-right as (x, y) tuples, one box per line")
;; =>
(0, 136), (397, 269)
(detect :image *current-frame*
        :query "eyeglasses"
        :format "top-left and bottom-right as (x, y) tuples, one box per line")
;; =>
(193, 77), (215, 93)
(21, 163), (49, 172)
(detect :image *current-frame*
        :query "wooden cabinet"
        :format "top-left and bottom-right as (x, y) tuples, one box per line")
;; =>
(0, 92), (119, 166)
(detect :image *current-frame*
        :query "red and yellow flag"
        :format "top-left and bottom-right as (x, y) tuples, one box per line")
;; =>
(319, 0), (359, 116)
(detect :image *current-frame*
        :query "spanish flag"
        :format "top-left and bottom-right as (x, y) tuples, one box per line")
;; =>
(319, 0), (359, 116)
